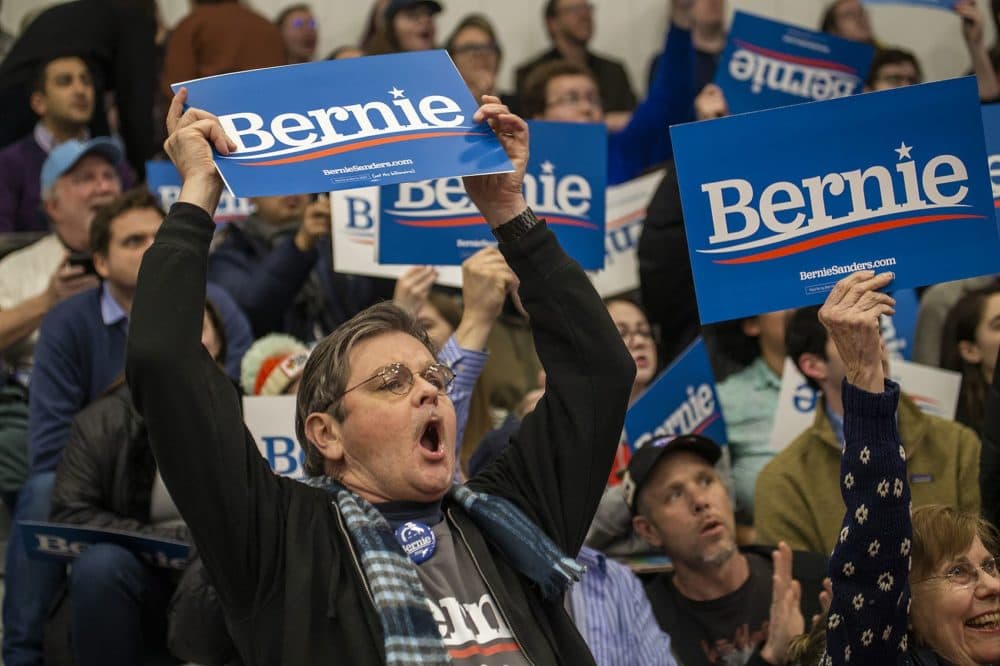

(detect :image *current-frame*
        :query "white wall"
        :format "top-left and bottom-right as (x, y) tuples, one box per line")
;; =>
(1, 0), (993, 91)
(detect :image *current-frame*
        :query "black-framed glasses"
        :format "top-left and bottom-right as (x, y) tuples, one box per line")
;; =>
(339, 362), (455, 400)
(617, 326), (654, 344)
(917, 557), (1000, 589)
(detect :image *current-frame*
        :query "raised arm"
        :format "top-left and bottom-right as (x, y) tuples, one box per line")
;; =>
(464, 98), (636, 554)
(820, 271), (913, 666)
(126, 91), (285, 612)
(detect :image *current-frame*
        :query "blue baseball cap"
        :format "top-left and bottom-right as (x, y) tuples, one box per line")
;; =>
(41, 137), (122, 196)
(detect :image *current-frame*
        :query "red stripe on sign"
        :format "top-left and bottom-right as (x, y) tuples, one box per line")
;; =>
(712, 213), (987, 265)
(449, 642), (521, 659)
(692, 412), (721, 435)
(240, 131), (480, 166)
(733, 39), (857, 74)
(393, 216), (485, 228)
(391, 215), (600, 230)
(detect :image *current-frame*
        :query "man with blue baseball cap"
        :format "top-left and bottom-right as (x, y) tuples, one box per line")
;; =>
(627, 434), (827, 666)
(0, 137), (122, 385)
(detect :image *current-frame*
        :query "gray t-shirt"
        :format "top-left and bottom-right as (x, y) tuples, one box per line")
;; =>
(414, 521), (532, 666)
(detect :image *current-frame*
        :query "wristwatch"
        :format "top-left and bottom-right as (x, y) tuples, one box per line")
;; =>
(491, 208), (540, 244)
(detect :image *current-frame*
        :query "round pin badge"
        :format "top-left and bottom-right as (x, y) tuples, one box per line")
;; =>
(395, 521), (437, 564)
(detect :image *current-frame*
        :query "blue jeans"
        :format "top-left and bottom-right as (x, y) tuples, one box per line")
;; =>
(68, 543), (174, 666)
(2, 472), (63, 666)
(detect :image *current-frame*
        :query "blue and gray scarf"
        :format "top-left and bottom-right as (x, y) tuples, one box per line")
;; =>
(304, 476), (584, 665)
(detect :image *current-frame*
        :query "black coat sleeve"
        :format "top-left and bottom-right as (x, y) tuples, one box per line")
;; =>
(468, 220), (636, 556)
(127, 202), (289, 612)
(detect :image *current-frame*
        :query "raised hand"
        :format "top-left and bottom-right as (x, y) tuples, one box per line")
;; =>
(817, 271), (895, 393)
(462, 96), (529, 228)
(294, 195), (332, 252)
(760, 541), (805, 665)
(695, 83), (729, 120)
(163, 87), (236, 214)
(454, 246), (518, 351)
(392, 265), (439, 316)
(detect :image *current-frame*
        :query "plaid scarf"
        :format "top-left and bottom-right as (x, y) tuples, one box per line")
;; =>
(304, 477), (584, 665)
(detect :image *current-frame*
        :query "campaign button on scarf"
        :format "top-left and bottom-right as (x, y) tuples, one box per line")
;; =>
(395, 521), (436, 564)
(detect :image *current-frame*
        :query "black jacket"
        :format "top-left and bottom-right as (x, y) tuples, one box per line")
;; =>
(49, 383), (188, 543)
(127, 203), (636, 665)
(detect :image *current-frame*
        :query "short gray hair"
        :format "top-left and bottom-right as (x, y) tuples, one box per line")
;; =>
(295, 301), (437, 477)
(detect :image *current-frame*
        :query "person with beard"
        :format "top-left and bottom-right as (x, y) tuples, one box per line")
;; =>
(626, 435), (827, 666)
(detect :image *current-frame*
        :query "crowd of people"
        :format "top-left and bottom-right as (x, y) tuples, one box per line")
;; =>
(1, 0), (1000, 664)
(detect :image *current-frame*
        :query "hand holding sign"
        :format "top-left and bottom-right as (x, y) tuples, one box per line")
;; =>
(956, 0), (985, 48)
(463, 96), (529, 228)
(818, 271), (895, 393)
(164, 88), (235, 215)
(695, 84), (729, 120)
(294, 195), (332, 252)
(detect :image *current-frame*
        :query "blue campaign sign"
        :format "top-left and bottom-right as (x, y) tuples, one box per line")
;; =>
(714, 12), (873, 114)
(671, 76), (1000, 324)
(981, 104), (1000, 214)
(377, 120), (607, 269)
(882, 288), (919, 360)
(146, 160), (252, 222)
(172, 50), (513, 197)
(863, 0), (956, 9)
(21, 521), (191, 570)
(625, 338), (728, 451)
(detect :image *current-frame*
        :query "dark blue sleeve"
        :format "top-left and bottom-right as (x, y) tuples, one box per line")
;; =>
(207, 233), (317, 337)
(608, 23), (695, 185)
(206, 282), (254, 380)
(27, 305), (89, 473)
(825, 379), (912, 665)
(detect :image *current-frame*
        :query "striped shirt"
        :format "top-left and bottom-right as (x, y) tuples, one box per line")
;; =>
(568, 546), (677, 666)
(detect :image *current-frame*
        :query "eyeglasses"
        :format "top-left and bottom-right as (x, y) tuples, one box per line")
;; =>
(290, 17), (316, 30)
(918, 557), (1000, 589)
(557, 2), (594, 15)
(546, 90), (602, 109)
(338, 362), (455, 400)
(451, 43), (500, 57)
(618, 326), (654, 344)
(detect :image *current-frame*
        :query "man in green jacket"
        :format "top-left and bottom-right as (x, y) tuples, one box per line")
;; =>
(755, 305), (980, 554)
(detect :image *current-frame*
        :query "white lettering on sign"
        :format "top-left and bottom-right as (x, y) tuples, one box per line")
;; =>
(218, 87), (465, 159)
(699, 144), (970, 256)
(389, 160), (591, 221)
(729, 48), (859, 101)
(632, 383), (717, 449)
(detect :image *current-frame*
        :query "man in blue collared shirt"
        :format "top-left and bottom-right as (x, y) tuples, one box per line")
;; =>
(3, 188), (165, 666)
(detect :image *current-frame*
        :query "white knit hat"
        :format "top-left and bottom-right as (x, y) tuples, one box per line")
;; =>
(240, 334), (310, 396)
